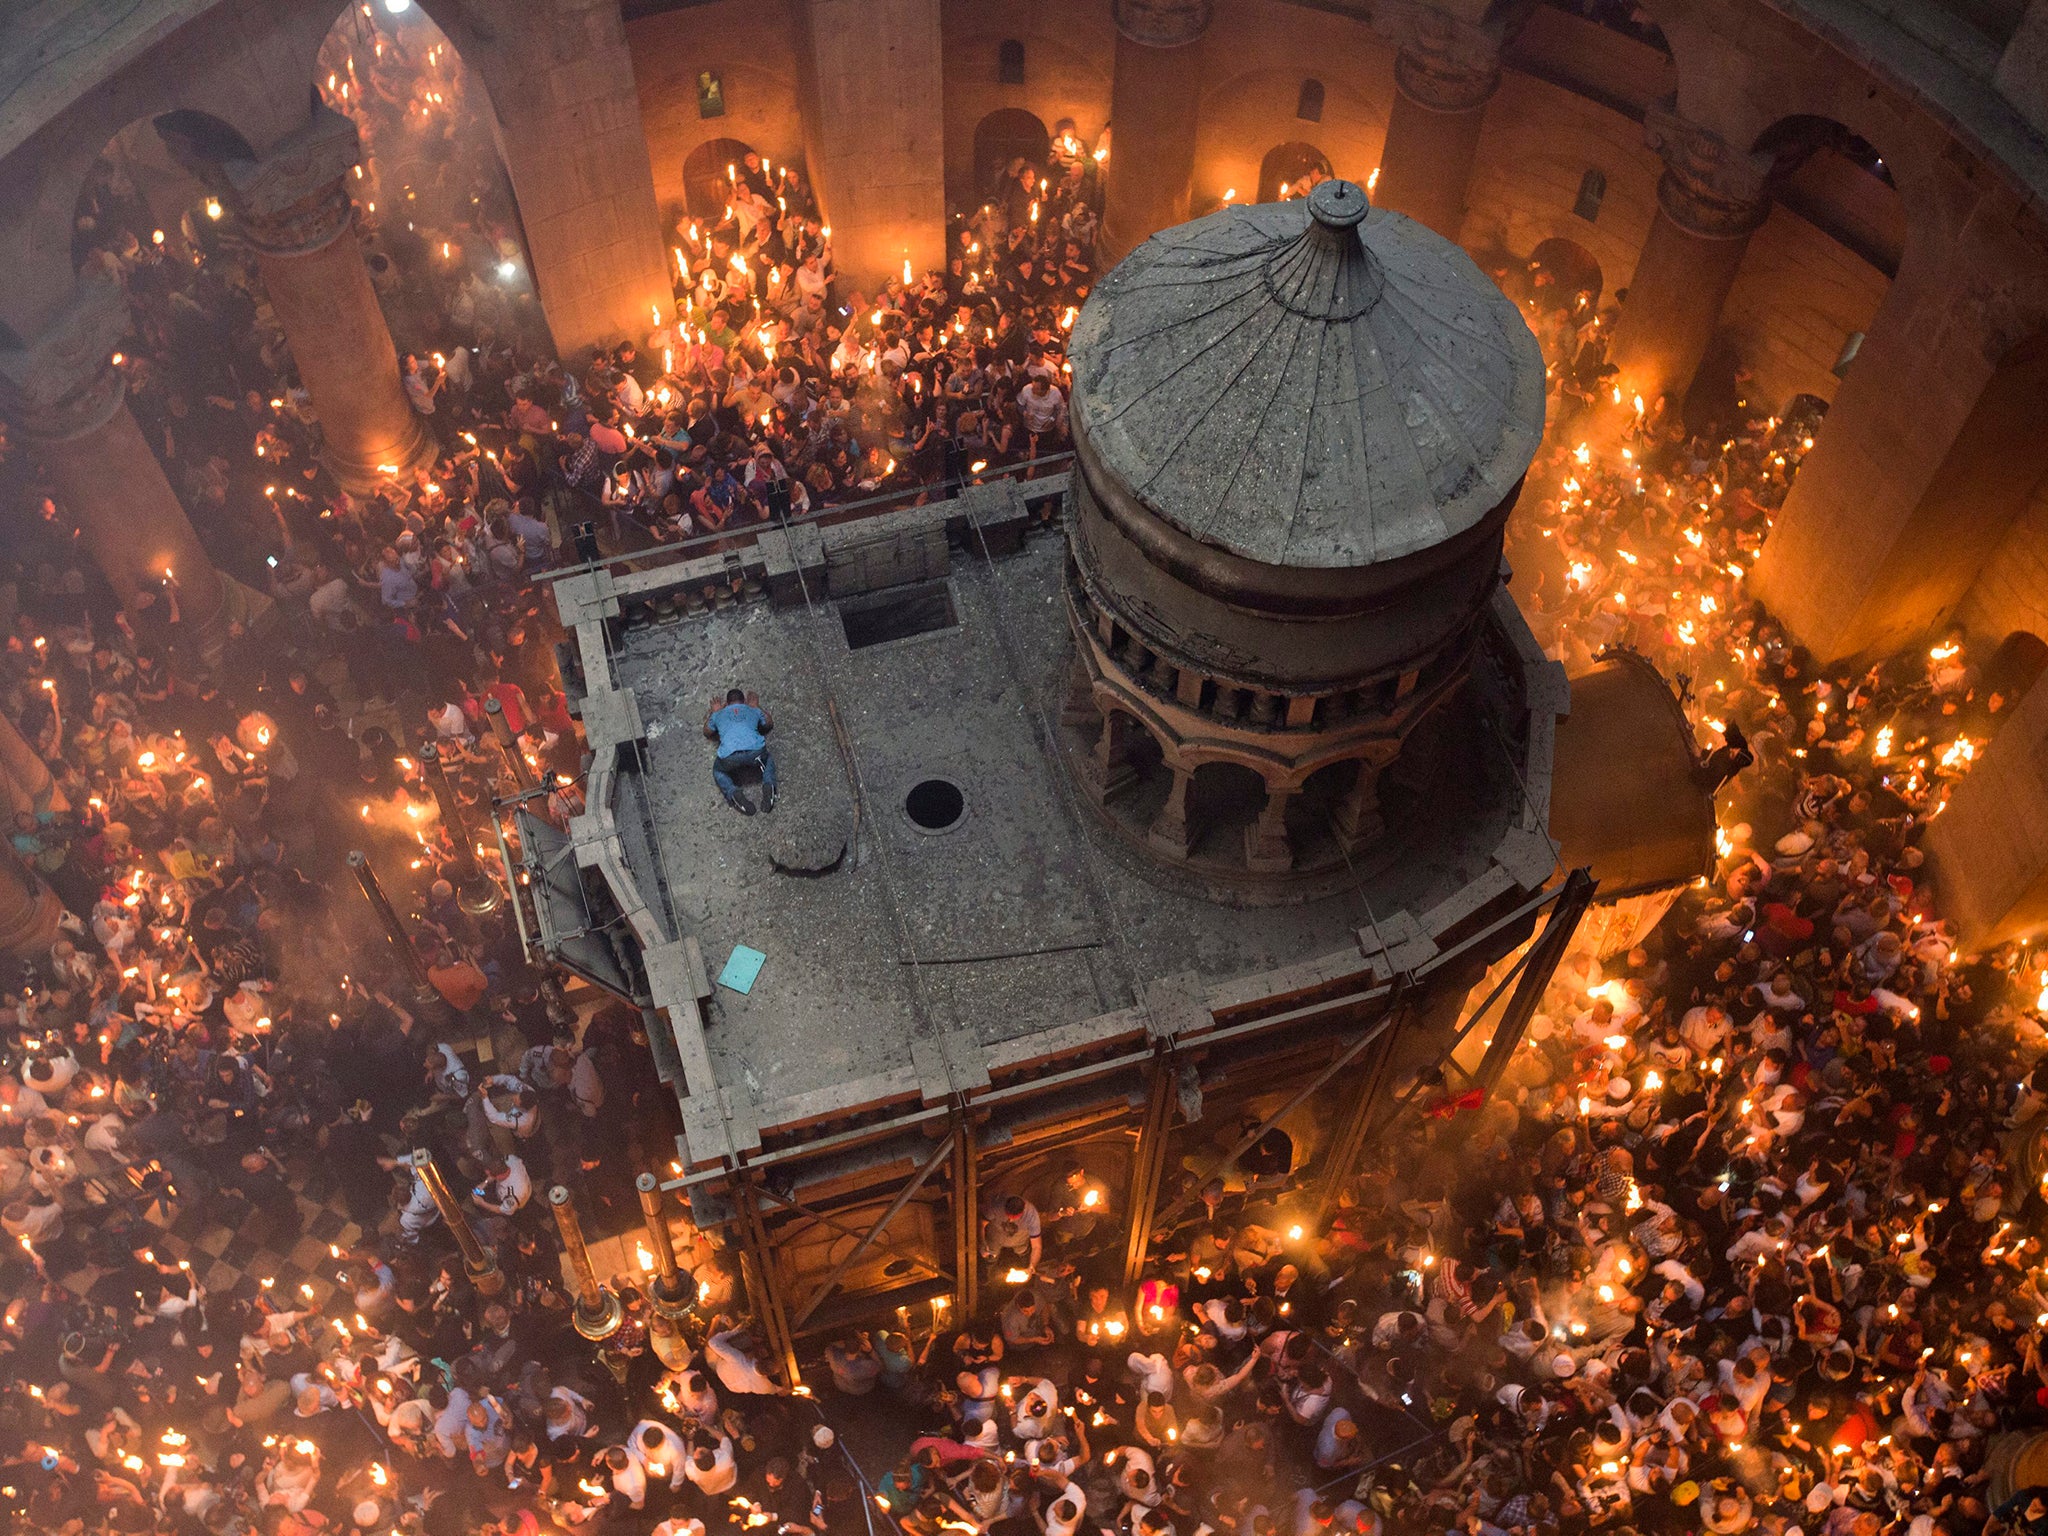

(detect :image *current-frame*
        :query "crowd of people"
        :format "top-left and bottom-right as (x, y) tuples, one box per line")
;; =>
(7, 7), (2048, 1536)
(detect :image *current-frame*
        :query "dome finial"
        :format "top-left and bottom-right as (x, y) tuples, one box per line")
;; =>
(1307, 179), (1370, 230)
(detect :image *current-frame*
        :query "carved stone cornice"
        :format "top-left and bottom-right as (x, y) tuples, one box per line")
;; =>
(1645, 107), (1773, 238)
(160, 105), (362, 258)
(1111, 0), (1212, 48)
(0, 274), (131, 444)
(222, 105), (363, 257)
(1381, 2), (1507, 112)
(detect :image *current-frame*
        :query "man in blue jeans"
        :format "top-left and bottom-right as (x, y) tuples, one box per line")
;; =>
(704, 688), (777, 815)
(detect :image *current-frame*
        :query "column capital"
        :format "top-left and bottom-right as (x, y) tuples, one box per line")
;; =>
(1383, 4), (1504, 113)
(0, 274), (130, 444)
(1112, 0), (1211, 47)
(1645, 107), (1772, 238)
(1392, 13), (1507, 111)
(160, 105), (361, 258)
(222, 105), (363, 256)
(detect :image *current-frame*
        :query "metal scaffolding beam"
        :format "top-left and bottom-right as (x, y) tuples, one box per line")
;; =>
(1146, 1009), (1399, 1237)
(1120, 1043), (1177, 1286)
(790, 1131), (956, 1333)
(729, 1171), (801, 1387)
(1313, 994), (1408, 1222)
(753, 1185), (950, 1286)
(1473, 868), (1598, 1097)
(951, 1111), (980, 1318)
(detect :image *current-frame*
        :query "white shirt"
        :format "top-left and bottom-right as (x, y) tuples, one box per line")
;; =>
(671, 1373), (719, 1422)
(428, 1044), (469, 1098)
(480, 1076), (537, 1137)
(546, 1386), (594, 1441)
(609, 1452), (648, 1508)
(475, 1155), (530, 1215)
(684, 1434), (737, 1494)
(706, 1330), (778, 1394)
(432, 1388), (472, 1458)
(629, 1420), (689, 1488)
(1127, 1351), (1173, 1400)
(1045, 1487), (1087, 1536)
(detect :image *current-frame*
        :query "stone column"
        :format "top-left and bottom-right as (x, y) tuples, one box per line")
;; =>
(1604, 112), (1771, 415)
(1924, 673), (2048, 951)
(1332, 760), (1385, 850)
(183, 107), (434, 492)
(1100, 0), (1212, 261)
(469, 0), (677, 360)
(0, 709), (61, 815)
(0, 851), (63, 957)
(1372, 7), (1501, 242)
(0, 275), (230, 657)
(1147, 763), (1196, 857)
(796, 0), (948, 290)
(1244, 787), (1295, 873)
(1082, 713), (1139, 801)
(1061, 655), (1100, 729)
(1752, 239), (2041, 662)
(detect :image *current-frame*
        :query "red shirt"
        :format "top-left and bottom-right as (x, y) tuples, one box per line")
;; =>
(508, 399), (552, 435)
(486, 682), (531, 735)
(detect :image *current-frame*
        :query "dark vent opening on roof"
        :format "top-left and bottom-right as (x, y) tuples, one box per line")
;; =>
(840, 581), (958, 649)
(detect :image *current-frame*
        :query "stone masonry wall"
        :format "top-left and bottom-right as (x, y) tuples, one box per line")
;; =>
(1457, 71), (1661, 293)
(1718, 204), (1893, 414)
(626, 0), (808, 227)
(1960, 476), (2048, 643)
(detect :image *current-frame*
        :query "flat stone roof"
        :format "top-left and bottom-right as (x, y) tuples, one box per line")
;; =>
(609, 532), (1535, 1122)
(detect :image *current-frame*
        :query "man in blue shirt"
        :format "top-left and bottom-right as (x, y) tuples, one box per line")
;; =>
(704, 688), (777, 815)
(506, 502), (553, 565)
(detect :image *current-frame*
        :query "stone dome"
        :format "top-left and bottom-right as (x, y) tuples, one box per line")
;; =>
(1069, 178), (1546, 571)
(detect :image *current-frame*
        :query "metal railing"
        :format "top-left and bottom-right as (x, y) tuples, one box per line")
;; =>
(536, 451), (1075, 588)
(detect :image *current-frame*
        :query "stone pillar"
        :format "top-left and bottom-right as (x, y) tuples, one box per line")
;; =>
(1148, 763), (1196, 857)
(1372, 8), (1501, 242)
(184, 107), (434, 492)
(1083, 713), (1139, 801)
(0, 275), (230, 656)
(0, 851), (63, 958)
(1996, 1), (2048, 143)
(0, 710), (61, 815)
(1244, 787), (1294, 872)
(1604, 112), (1771, 415)
(796, 0), (948, 290)
(1061, 655), (1100, 728)
(1924, 674), (2048, 951)
(1332, 760), (1385, 850)
(1752, 250), (2034, 662)
(461, 0), (676, 360)
(1100, 0), (1212, 261)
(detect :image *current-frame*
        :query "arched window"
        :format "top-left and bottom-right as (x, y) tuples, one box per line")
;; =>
(1296, 79), (1325, 122)
(998, 39), (1025, 85)
(1258, 142), (1331, 203)
(1573, 168), (1607, 223)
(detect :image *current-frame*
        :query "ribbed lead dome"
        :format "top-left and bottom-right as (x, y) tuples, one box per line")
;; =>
(1070, 179), (1546, 570)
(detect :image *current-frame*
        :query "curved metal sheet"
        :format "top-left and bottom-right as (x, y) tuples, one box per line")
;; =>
(1549, 653), (1716, 900)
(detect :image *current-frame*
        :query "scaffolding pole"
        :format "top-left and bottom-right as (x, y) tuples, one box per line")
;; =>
(1313, 996), (1409, 1223)
(1472, 868), (1598, 1098)
(729, 1171), (802, 1388)
(789, 1131), (956, 1333)
(951, 1112), (981, 1318)
(1120, 1043), (1177, 1286)
(1147, 1009), (1399, 1238)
